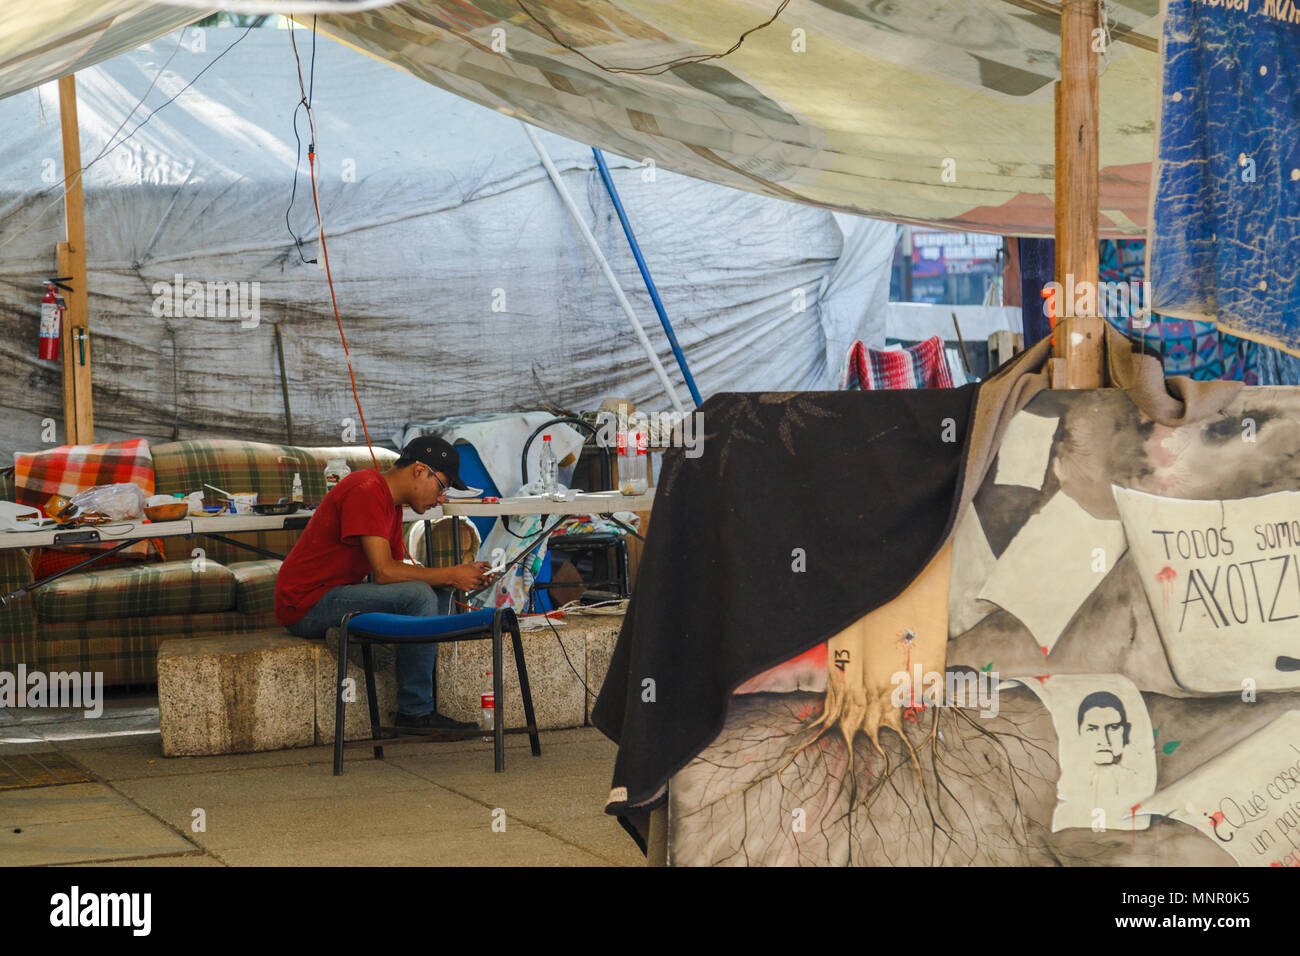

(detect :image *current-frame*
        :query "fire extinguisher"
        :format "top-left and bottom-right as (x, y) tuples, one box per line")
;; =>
(39, 277), (72, 362)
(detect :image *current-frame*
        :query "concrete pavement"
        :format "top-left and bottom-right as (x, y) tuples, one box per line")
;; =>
(0, 695), (644, 866)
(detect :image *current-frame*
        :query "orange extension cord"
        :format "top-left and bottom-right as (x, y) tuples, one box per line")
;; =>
(289, 22), (378, 474)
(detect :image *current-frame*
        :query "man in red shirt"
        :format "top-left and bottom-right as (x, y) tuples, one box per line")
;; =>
(276, 437), (492, 731)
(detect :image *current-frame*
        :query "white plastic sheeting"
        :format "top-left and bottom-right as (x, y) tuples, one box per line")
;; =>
(0, 29), (893, 459)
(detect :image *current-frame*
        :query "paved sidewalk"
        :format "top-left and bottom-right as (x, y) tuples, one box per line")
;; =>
(0, 695), (644, 866)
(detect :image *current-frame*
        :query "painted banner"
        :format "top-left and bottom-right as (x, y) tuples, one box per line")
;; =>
(1142, 711), (1300, 867)
(1006, 675), (1157, 833)
(1148, 0), (1300, 355)
(1113, 486), (1300, 693)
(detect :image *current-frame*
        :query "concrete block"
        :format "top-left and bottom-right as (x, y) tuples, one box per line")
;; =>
(157, 632), (315, 756)
(583, 623), (622, 724)
(313, 639), (399, 745)
(434, 615), (624, 731)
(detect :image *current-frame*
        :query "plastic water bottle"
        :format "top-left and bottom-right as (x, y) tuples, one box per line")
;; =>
(324, 458), (350, 494)
(539, 434), (558, 495)
(291, 472), (303, 504)
(618, 430), (648, 496)
(480, 674), (495, 742)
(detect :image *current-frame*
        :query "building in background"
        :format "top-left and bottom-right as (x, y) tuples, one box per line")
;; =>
(890, 228), (1005, 305)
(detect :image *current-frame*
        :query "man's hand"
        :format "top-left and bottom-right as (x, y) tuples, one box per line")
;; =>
(445, 561), (494, 592)
(360, 536), (496, 591)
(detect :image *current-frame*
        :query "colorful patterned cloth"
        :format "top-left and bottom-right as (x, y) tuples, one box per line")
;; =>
(1099, 239), (1259, 384)
(13, 439), (161, 566)
(845, 336), (954, 390)
(12, 438), (154, 508)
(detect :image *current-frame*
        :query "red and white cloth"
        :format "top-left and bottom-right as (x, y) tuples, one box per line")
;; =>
(12, 439), (160, 572)
(12, 439), (155, 509)
(844, 336), (954, 390)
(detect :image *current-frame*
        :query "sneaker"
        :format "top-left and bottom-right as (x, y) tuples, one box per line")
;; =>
(394, 711), (478, 733)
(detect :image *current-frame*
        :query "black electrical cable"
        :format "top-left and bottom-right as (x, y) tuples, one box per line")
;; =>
(514, 0), (790, 76)
(0, 25), (253, 251)
(285, 16), (320, 264)
(542, 607), (599, 699)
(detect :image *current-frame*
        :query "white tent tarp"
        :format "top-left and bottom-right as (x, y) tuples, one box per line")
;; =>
(0, 1), (1162, 237)
(0, 29), (894, 456)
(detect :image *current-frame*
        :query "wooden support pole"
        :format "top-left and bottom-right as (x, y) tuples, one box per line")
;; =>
(1053, 0), (1105, 388)
(58, 74), (93, 444)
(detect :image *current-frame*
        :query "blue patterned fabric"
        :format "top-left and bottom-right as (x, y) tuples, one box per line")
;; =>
(1148, 2), (1300, 354)
(1100, 239), (1258, 384)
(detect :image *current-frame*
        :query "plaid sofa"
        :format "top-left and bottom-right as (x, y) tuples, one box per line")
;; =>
(0, 439), (403, 686)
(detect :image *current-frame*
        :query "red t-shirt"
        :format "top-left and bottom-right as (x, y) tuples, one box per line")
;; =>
(274, 468), (404, 627)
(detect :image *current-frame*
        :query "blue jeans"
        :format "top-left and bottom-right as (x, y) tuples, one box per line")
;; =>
(286, 581), (449, 717)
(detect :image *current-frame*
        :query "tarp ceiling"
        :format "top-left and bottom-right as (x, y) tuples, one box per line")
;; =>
(0, 30), (896, 456)
(0, 1), (1163, 238)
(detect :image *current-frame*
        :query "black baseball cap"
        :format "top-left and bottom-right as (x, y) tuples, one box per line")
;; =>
(402, 436), (468, 490)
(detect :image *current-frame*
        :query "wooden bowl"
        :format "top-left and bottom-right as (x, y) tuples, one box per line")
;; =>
(144, 502), (190, 522)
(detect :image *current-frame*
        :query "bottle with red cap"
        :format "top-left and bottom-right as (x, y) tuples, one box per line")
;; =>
(618, 429), (648, 495)
(539, 434), (558, 495)
(480, 669), (494, 742)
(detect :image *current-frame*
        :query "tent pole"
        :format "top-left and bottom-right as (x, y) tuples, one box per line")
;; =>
(1052, 0), (1105, 388)
(57, 73), (94, 442)
(591, 147), (703, 407)
(521, 124), (687, 416)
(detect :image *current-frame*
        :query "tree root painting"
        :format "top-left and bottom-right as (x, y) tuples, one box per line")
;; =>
(668, 389), (1300, 866)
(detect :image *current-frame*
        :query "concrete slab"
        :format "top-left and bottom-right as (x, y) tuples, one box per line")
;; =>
(51, 728), (162, 752)
(68, 739), (328, 781)
(389, 733), (619, 823)
(34, 714), (160, 744)
(0, 729), (49, 751)
(216, 825), (610, 866)
(117, 787), (491, 852)
(524, 814), (645, 867)
(67, 729), (591, 782)
(1, 809), (196, 866)
(0, 723), (642, 866)
(0, 782), (137, 827)
(110, 756), (430, 810)
(67, 853), (225, 866)
(157, 632), (315, 756)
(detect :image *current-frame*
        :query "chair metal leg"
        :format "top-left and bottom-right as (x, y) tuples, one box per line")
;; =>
(508, 616), (542, 757)
(492, 619), (505, 772)
(361, 642), (383, 760)
(333, 621), (350, 775)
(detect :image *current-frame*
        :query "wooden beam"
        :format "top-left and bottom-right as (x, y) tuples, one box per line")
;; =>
(58, 74), (93, 444)
(998, 0), (1160, 53)
(1053, 0), (1105, 388)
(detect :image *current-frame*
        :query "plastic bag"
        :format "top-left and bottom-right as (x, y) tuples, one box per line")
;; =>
(69, 483), (148, 521)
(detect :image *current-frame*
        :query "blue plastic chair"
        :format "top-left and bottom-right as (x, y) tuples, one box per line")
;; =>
(332, 606), (541, 774)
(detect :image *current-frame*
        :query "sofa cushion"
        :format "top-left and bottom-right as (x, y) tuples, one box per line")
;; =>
(150, 439), (396, 566)
(229, 559), (281, 615)
(0, 548), (37, 669)
(33, 560), (237, 624)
